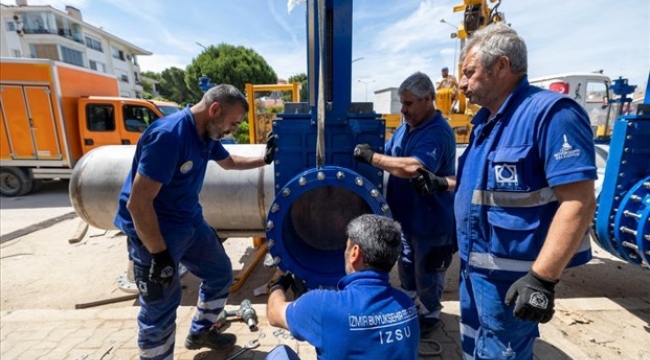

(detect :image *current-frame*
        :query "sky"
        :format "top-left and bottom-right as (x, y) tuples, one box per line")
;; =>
(9, 0), (649, 102)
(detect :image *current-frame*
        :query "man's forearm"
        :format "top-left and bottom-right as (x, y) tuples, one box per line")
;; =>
(219, 154), (266, 170)
(128, 201), (167, 254)
(267, 288), (290, 329)
(532, 198), (595, 280)
(373, 154), (422, 179)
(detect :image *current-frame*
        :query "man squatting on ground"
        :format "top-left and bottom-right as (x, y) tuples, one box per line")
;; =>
(113, 84), (277, 360)
(354, 71), (457, 338)
(265, 214), (420, 360)
(413, 23), (597, 359)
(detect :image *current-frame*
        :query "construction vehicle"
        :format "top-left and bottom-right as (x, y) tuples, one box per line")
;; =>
(0, 58), (166, 197)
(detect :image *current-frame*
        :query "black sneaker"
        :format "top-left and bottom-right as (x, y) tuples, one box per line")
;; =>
(185, 327), (236, 351)
(419, 318), (442, 338)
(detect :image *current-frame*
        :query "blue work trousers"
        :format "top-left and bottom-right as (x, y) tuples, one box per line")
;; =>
(398, 234), (454, 323)
(129, 220), (233, 360)
(264, 345), (301, 360)
(459, 261), (538, 359)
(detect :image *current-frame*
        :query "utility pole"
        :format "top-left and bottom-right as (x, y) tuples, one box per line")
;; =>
(440, 19), (458, 76)
(357, 79), (375, 102)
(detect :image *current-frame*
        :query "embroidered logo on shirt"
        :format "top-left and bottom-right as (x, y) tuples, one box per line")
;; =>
(426, 148), (438, 161)
(180, 161), (193, 173)
(554, 135), (581, 160)
(495, 165), (518, 186)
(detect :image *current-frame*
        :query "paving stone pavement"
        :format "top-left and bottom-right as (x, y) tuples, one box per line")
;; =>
(0, 299), (605, 360)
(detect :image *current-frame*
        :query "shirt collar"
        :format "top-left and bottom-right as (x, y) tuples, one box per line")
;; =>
(407, 110), (444, 132)
(337, 270), (389, 290)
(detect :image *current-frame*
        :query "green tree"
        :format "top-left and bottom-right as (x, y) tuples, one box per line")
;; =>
(233, 119), (249, 144)
(185, 43), (277, 96)
(140, 71), (161, 99)
(159, 67), (199, 105)
(283, 72), (308, 102)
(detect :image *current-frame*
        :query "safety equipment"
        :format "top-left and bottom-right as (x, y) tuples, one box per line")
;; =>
(353, 143), (374, 164)
(270, 273), (295, 293)
(149, 249), (175, 286)
(411, 167), (449, 195)
(264, 132), (277, 164)
(505, 270), (558, 323)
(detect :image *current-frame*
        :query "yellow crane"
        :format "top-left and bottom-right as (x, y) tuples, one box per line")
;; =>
(437, 0), (505, 143)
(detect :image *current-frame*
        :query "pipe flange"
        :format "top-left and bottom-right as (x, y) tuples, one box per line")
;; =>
(266, 166), (391, 289)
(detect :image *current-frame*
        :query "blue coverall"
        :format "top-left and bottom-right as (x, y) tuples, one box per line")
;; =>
(454, 77), (597, 359)
(384, 111), (456, 325)
(114, 108), (233, 360)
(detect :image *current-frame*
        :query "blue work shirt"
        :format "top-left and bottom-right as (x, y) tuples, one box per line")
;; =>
(384, 111), (456, 239)
(113, 108), (230, 237)
(286, 270), (420, 360)
(455, 76), (597, 277)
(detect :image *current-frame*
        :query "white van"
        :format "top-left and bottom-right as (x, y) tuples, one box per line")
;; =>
(530, 73), (612, 130)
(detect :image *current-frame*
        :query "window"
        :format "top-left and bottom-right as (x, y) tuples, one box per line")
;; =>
(123, 105), (159, 132)
(112, 47), (125, 61)
(134, 72), (140, 85)
(119, 74), (130, 83)
(86, 104), (115, 131)
(89, 60), (107, 73)
(5, 19), (15, 31)
(29, 44), (59, 61)
(60, 46), (84, 67)
(84, 36), (103, 52)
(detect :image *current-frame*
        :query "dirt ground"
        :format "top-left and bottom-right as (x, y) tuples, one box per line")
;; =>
(1, 180), (649, 359)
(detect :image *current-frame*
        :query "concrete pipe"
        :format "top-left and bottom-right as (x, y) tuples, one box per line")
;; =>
(69, 144), (274, 238)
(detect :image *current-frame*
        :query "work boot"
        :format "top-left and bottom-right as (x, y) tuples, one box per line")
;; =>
(185, 327), (236, 351)
(419, 317), (442, 339)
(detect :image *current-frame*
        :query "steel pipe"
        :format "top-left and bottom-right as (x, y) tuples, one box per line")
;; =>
(69, 144), (274, 239)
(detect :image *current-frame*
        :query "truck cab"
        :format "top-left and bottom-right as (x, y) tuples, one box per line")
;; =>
(79, 97), (163, 153)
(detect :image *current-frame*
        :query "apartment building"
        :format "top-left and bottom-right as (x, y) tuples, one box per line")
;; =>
(0, 0), (151, 98)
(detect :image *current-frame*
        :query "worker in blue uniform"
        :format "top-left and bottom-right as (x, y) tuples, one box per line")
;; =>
(413, 23), (597, 359)
(353, 72), (456, 337)
(265, 214), (420, 360)
(113, 84), (276, 360)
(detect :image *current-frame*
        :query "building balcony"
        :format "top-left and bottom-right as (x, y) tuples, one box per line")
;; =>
(21, 27), (84, 45)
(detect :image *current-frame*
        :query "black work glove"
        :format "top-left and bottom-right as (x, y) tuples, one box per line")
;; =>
(411, 167), (449, 195)
(353, 144), (375, 164)
(264, 132), (277, 165)
(270, 273), (295, 292)
(505, 271), (558, 323)
(149, 249), (175, 286)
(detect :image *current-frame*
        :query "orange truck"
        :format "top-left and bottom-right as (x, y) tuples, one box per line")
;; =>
(0, 58), (169, 197)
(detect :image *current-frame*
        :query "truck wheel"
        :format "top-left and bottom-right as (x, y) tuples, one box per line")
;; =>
(0, 167), (33, 197)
